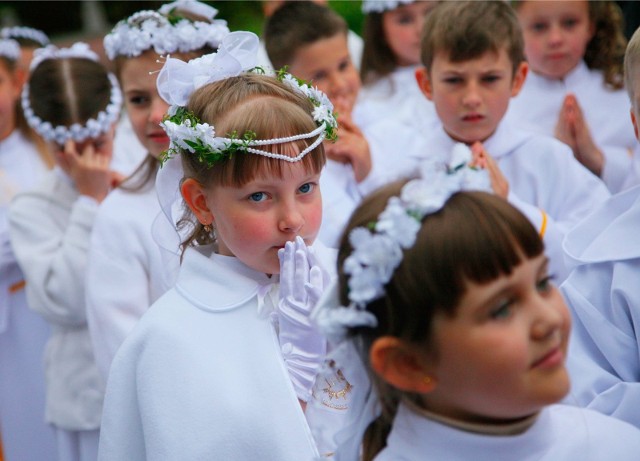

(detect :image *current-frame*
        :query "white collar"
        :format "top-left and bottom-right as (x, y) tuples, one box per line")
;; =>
(175, 245), (277, 313)
(527, 60), (589, 90)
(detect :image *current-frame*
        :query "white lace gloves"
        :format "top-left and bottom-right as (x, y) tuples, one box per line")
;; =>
(278, 236), (328, 402)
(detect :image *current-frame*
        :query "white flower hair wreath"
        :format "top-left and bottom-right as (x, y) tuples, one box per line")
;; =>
(103, 1), (230, 60)
(156, 31), (337, 167)
(22, 42), (122, 145)
(0, 26), (49, 46)
(361, 0), (416, 13)
(0, 39), (20, 61)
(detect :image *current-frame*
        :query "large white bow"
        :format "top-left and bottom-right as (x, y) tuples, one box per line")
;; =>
(156, 30), (260, 107)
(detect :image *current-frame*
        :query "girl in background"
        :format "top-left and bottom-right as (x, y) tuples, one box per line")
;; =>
(8, 42), (121, 461)
(508, 0), (636, 192)
(86, 0), (229, 380)
(313, 149), (640, 460)
(0, 37), (56, 461)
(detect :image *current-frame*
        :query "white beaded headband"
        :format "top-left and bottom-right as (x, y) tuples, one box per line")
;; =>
(0, 39), (20, 61)
(103, 0), (230, 60)
(22, 43), (122, 145)
(0, 26), (49, 47)
(156, 31), (337, 167)
(362, 0), (416, 13)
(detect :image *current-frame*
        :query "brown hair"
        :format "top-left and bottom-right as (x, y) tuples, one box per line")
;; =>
(336, 183), (544, 460)
(360, 12), (397, 85)
(178, 73), (326, 250)
(420, 1), (524, 76)
(264, 1), (348, 70)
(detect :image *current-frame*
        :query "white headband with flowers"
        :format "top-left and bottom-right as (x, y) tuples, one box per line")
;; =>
(156, 30), (337, 167)
(0, 39), (20, 61)
(22, 43), (122, 145)
(103, 1), (230, 60)
(361, 0), (416, 13)
(0, 26), (49, 46)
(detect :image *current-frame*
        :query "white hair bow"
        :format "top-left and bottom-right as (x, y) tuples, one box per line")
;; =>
(156, 30), (259, 107)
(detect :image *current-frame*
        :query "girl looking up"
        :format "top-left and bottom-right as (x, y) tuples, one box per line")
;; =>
(86, 0), (230, 380)
(313, 147), (640, 460)
(98, 31), (337, 461)
(8, 42), (122, 461)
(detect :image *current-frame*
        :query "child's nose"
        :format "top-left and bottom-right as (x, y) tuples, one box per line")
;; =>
(278, 204), (304, 233)
(531, 295), (566, 341)
(149, 97), (170, 124)
(462, 82), (482, 107)
(548, 23), (564, 46)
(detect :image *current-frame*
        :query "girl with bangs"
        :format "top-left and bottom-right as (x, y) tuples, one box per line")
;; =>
(311, 146), (640, 460)
(99, 32), (337, 461)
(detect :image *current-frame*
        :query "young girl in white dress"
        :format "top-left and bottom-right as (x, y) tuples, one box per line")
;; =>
(98, 31), (338, 461)
(85, 0), (230, 381)
(313, 148), (640, 461)
(357, 0), (438, 130)
(7, 42), (122, 461)
(507, 0), (636, 193)
(0, 37), (56, 461)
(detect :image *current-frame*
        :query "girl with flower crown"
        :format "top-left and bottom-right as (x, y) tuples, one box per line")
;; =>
(0, 37), (57, 461)
(7, 42), (123, 461)
(99, 31), (338, 461)
(85, 0), (230, 381)
(312, 148), (640, 460)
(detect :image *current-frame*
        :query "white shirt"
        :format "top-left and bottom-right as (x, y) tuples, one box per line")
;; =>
(561, 184), (640, 428)
(409, 120), (611, 282)
(506, 61), (637, 193)
(374, 403), (640, 460)
(99, 245), (336, 461)
(86, 180), (173, 380)
(8, 168), (104, 430)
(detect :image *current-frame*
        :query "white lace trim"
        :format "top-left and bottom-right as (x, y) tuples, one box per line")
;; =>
(30, 42), (99, 71)
(362, 0), (415, 13)
(0, 26), (49, 46)
(0, 39), (20, 61)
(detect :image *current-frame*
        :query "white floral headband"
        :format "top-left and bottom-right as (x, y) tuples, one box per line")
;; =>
(314, 144), (492, 342)
(103, 1), (230, 60)
(22, 42), (122, 145)
(362, 0), (416, 13)
(1, 26), (49, 47)
(0, 39), (20, 61)
(156, 31), (337, 167)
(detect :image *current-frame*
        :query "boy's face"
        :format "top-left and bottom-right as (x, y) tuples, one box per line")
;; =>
(287, 33), (360, 115)
(416, 48), (527, 143)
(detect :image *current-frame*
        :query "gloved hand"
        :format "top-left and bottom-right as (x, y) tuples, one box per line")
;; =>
(278, 236), (328, 402)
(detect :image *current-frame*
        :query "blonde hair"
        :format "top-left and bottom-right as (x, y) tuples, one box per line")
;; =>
(178, 73), (326, 250)
(624, 26), (640, 105)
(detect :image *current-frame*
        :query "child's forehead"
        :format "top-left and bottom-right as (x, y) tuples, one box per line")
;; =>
(432, 46), (513, 71)
(292, 32), (349, 66)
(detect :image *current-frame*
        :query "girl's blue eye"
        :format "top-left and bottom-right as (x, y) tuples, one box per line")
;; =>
(490, 300), (513, 320)
(531, 22), (548, 32)
(249, 192), (267, 202)
(298, 183), (314, 194)
(536, 275), (555, 294)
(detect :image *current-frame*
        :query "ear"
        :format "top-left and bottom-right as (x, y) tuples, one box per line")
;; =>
(181, 178), (213, 225)
(631, 108), (639, 141)
(369, 336), (437, 394)
(510, 61), (528, 98)
(415, 66), (434, 101)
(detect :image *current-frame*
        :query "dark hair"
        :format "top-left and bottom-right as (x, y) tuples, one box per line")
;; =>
(421, 1), (524, 76)
(264, 1), (348, 70)
(360, 13), (397, 85)
(178, 73), (326, 251)
(27, 57), (111, 135)
(336, 182), (544, 460)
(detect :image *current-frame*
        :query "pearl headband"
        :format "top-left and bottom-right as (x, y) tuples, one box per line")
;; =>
(1, 26), (49, 47)
(103, 1), (230, 60)
(156, 31), (337, 167)
(0, 39), (20, 61)
(362, 0), (416, 13)
(22, 43), (122, 145)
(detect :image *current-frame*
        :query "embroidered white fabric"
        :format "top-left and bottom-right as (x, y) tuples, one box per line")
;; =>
(0, 26), (49, 46)
(362, 0), (415, 13)
(103, 3), (230, 60)
(21, 43), (123, 145)
(0, 38), (20, 61)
